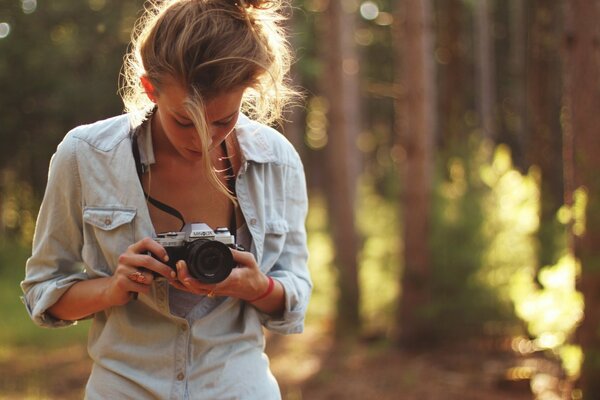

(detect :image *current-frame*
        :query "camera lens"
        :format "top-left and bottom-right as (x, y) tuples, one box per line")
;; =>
(185, 240), (234, 283)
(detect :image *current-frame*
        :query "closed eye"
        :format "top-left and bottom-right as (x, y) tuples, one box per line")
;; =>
(214, 119), (233, 127)
(213, 113), (238, 127)
(175, 119), (194, 128)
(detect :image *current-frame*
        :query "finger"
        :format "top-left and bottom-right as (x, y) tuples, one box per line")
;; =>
(230, 249), (257, 268)
(128, 281), (151, 296)
(127, 237), (169, 262)
(168, 280), (188, 291)
(177, 261), (215, 292)
(176, 260), (192, 282)
(120, 253), (175, 280)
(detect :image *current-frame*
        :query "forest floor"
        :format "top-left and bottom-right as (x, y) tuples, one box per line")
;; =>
(0, 325), (572, 399)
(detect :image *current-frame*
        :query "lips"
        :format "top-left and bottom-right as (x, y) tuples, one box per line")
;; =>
(185, 148), (204, 157)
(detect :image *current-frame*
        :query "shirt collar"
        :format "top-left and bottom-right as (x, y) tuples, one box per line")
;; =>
(134, 112), (278, 169)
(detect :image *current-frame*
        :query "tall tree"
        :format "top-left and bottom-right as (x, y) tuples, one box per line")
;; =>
(527, 0), (564, 275)
(562, 0), (600, 395)
(435, 0), (468, 149)
(394, 0), (436, 347)
(322, 0), (362, 337)
(508, 0), (527, 167)
(474, 0), (496, 141)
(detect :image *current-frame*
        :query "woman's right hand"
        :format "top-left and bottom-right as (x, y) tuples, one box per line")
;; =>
(48, 237), (175, 321)
(108, 237), (175, 305)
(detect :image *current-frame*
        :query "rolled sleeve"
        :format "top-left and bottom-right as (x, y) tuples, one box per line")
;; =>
(21, 134), (87, 328)
(259, 160), (312, 334)
(22, 272), (89, 327)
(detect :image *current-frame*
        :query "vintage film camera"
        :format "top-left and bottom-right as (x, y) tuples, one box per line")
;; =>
(154, 223), (239, 283)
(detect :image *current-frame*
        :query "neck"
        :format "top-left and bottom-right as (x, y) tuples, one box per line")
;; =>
(151, 114), (209, 170)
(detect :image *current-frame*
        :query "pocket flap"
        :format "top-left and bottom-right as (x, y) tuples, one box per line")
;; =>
(83, 207), (136, 231)
(265, 219), (289, 234)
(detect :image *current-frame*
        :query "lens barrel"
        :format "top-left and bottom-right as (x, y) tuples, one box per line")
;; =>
(185, 240), (234, 283)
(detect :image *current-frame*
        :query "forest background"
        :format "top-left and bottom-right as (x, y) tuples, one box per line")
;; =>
(1, 0), (599, 399)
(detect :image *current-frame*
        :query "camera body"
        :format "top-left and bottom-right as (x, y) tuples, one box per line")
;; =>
(154, 223), (236, 283)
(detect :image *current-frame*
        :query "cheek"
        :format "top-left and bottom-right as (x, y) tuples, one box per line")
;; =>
(165, 122), (199, 144)
(211, 116), (239, 143)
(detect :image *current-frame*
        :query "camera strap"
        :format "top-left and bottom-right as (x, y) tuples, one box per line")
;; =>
(132, 134), (186, 230)
(132, 133), (237, 234)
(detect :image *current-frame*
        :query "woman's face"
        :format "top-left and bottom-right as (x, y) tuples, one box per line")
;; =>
(150, 78), (245, 161)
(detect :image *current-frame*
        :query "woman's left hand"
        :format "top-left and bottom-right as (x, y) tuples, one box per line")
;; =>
(171, 249), (270, 302)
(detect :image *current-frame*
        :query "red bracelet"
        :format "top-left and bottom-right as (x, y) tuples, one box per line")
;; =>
(249, 276), (275, 303)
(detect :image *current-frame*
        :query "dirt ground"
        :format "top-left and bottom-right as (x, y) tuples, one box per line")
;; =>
(0, 325), (571, 399)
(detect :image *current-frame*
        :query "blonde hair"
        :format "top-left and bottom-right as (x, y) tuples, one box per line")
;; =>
(120, 0), (297, 202)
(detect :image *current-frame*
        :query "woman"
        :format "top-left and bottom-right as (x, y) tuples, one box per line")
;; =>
(21, 0), (311, 398)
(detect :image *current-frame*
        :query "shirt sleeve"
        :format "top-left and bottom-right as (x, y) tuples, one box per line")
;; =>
(20, 134), (89, 328)
(259, 155), (312, 334)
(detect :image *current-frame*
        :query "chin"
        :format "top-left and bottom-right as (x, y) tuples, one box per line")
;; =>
(183, 148), (204, 160)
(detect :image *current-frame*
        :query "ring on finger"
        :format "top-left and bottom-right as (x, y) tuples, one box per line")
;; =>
(128, 270), (145, 283)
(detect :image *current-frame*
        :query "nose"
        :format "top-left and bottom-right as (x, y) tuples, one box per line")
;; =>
(209, 127), (233, 149)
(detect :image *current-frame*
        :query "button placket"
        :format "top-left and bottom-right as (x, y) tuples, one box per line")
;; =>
(173, 319), (190, 389)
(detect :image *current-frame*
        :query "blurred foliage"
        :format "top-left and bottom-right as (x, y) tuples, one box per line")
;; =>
(0, 0), (583, 383)
(0, 0), (143, 196)
(0, 239), (90, 347)
(428, 138), (503, 341)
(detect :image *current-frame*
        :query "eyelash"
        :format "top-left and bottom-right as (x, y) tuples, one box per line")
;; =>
(174, 115), (235, 128)
(214, 118), (234, 127)
(175, 119), (194, 128)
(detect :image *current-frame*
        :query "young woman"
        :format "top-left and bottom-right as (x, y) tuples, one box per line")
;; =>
(21, 0), (311, 398)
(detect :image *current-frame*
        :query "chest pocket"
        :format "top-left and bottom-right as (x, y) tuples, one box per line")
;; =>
(261, 219), (289, 269)
(83, 207), (137, 276)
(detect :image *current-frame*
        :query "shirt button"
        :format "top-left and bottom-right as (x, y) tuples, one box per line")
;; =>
(181, 324), (188, 332)
(104, 217), (112, 226)
(177, 372), (185, 381)
(250, 218), (257, 225)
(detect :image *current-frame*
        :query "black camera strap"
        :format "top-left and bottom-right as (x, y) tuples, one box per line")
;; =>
(132, 133), (237, 234)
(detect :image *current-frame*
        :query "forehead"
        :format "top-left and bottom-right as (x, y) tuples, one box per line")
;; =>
(158, 80), (245, 121)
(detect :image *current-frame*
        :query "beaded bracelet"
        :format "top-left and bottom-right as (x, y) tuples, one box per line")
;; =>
(249, 276), (274, 303)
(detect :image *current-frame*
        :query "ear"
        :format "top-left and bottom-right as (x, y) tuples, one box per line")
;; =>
(140, 75), (157, 103)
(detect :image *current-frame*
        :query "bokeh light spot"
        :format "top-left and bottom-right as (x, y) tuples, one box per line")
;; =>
(360, 1), (379, 21)
(21, 0), (37, 14)
(0, 23), (10, 39)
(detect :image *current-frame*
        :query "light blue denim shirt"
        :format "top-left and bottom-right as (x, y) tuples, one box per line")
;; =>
(21, 112), (311, 399)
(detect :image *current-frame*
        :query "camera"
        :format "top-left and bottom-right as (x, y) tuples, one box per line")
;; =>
(154, 223), (238, 283)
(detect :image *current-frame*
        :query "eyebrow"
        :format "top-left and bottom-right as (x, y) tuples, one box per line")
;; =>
(213, 111), (238, 124)
(173, 111), (192, 122)
(173, 110), (238, 124)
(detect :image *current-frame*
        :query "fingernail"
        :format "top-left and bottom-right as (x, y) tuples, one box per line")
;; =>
(164, 254), (169, 262)
(170, 270), (177, 278)
(184, 278), (191, 285)
(176, 261), (183, 269)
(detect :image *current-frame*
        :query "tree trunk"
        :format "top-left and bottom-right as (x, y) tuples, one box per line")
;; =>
(281, 6), (306, 160)
(322, 0), (362, 338)
(508, 0), (527, 168)
(394, 0), (436, 348)
(563, 0), (600, 395)
(436, 0), (468, 149)
(474, 0), (496, 142)
(527, 0), (564, 275)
